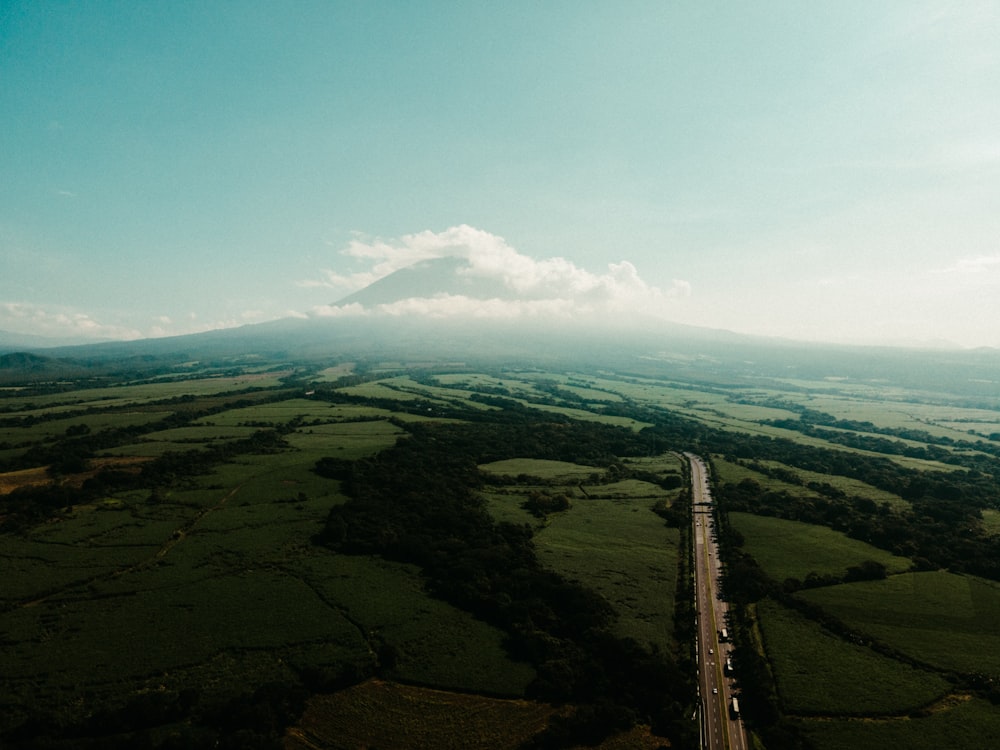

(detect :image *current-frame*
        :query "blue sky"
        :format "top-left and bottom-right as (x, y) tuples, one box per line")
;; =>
(2, 1), (999, 347)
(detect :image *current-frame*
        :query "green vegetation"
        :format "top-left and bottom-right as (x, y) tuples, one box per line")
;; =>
(729, 512), (912, 583)
(757, 598), (951, 715)
(797, 696), (1000, 750)
(3, 346), (1000, 748)
(797, 571), (1000, 675)
(480, 457), (601, 481)
(480, 454), (683, 651)
(534, 490), (681, 651)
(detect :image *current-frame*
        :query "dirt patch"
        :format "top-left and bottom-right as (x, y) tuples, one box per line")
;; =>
(284, 679), (669, 750)
(67, 456), (154, 487)
(0, 466), (50, 495)
(285, 679), (556, 750)
(0, 456), (154, 495)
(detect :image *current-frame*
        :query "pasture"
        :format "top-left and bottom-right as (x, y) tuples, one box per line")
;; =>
(797, 571), (1000, 675)
(714, 455), (911, 511)
(729, 512), (912, 582)
(479, 458), (601, 481)
(0, 410), (171, 447)
(0, 405), (533, 732)
(0, 372), (289, 414)
(5, 354), (1000, 747)
(756, 598), (950, 715)
(533, 490), (681, 651)
(479, 449), (684, 651)
(797, 695), (1000, 750)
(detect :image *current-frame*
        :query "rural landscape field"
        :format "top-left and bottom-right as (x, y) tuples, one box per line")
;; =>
(6, 2), (1000, 747)
(3, 337), (1000, 749)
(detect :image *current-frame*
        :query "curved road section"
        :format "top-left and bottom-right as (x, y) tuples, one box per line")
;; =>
(686, 453), (748, 750)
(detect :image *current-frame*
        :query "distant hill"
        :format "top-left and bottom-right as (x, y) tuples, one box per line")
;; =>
(0, 351), (97, 381)
(335, 256), (515, 307)
(0, 328), (93, 352)
(0, 351), (53, 371)
(4, 259), (999, 400)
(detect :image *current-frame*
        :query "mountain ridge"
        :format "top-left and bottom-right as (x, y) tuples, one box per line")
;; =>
(3, 258), (999, 398)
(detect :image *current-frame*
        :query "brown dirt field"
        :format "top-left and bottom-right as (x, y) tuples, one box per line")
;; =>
(284, 679), (669, 750)
(0, 466), (50, 495)
(285, 679), (556, 750)
(0, 456), (153, 496)
(68, 455), (154, 487)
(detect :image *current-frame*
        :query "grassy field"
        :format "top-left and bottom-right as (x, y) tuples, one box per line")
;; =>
(533, 492), (680, 651)
(285, 679), (557, 750)
(0, 407), (533, 730)
(750, 458), (909, 509)
(713, 455), (911, 511)
(0, 373), (290, 414)
(756, 598), (951, 715)
(479, 458), (601, 481)
(479, 450), (683, 652)
(0, 410), (171, 446)
(729, 512), (912, 582)
(5, 357), (1000, 746)
(285, 678), (669, 750)
(285, 420), (407, 460)
(982, 509), (1000, 537)
(797, 695), (1000, 750)
(797, 571), (1000, 675)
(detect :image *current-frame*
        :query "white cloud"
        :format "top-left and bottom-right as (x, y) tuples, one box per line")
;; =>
(0, 303), (302, 343)
(305, 225), (689, 322)
(312, 295), (579, 321)
(0, 302), (143, 341)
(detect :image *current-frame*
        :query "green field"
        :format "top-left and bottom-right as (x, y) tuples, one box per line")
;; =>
(4, 353), (1000, 748)
(713, 456), (911, 511)
(0, 405), (534, 731)
(0, 373), (290, 413)
(480, 458), (602, 481)
(757, 598), (950, 715)
(478, 449), (683, 651)
(729, 512), (912, 583)
(797, 571), (1000, 675)
(797, 695), (1000, 750)
(534, 495), (680, 650)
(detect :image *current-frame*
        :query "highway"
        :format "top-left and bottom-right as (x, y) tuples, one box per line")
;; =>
(687, 453), (748, 750)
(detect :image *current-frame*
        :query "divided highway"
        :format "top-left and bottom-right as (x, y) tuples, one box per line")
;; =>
(686, 453), (748, 750)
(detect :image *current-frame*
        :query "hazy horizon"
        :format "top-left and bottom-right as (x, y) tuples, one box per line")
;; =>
(3, 2), (999, 349)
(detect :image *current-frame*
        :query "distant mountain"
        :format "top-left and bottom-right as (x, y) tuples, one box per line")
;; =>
(5, 259), (999, 401)
(335, 256), (515, 307)
(0, 351), (52, 371)
(0, 328), (93, 352)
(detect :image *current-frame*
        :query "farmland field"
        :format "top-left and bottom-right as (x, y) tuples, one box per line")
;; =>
(797, 695), (1000, 750)
(729, 512), (912, 582)
(756, 598), (951, 715)
(3, 350), (1000, 748)
(479, 452), (684, 651)
(796, 571), (1000, 675)
(534, 492), (681, 650)
(479, 457), (601, 481)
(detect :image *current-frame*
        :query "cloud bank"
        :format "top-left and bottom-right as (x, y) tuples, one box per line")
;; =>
(306, 225), (690, 322)
(0, 302), (143, 342)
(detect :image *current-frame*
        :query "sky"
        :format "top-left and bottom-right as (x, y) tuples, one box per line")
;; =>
(2, 1), (999, 348)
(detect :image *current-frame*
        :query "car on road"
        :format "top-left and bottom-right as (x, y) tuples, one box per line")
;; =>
(709, 648), (714, 654)
(712, 687), (718, 694)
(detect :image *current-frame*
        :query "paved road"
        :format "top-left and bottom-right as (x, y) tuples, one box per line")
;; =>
(687, 453), (747, 750)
